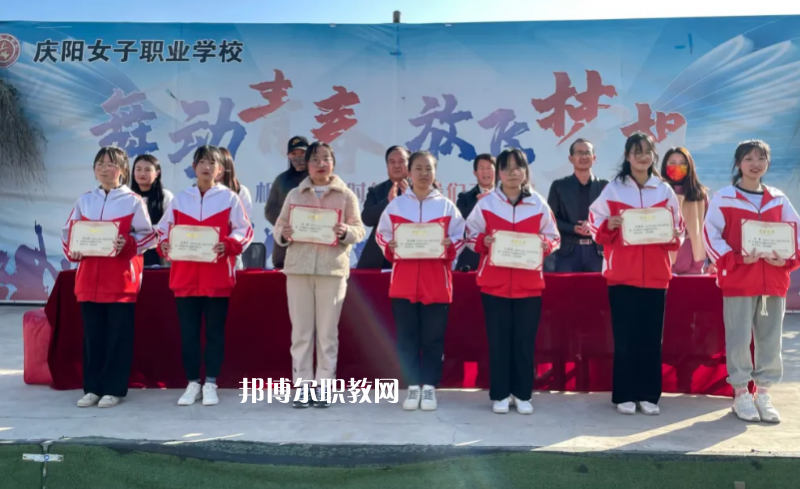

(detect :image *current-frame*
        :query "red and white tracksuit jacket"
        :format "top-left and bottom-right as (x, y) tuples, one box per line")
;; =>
(589, 176), (684, 289)
(703, 185), (800, 298)
(156, 185), (253, 297)
(62, 186), (156, 303)
(465, 187), (560, 298)
(376, 188), (465, 305)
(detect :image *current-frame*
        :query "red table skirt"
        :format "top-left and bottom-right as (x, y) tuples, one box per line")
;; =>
(45, 270), (732, 396)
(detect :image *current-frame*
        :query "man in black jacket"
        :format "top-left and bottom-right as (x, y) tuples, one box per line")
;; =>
(265, 136), (309, 269)
(357, 146), (410, 269)
(455, 154), (496, 271)
(547, 138), (607, 272)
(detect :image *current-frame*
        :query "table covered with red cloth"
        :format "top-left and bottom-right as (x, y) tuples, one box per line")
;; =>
(45, 270), (732, 396)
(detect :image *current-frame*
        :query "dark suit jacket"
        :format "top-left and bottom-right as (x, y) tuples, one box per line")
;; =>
(357, 179), (396, 269)
(265, 166), (307, 268)
(547, 174), (608, 256)
(455, 185), (483, 271)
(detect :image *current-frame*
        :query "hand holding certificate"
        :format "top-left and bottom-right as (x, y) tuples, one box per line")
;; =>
(489, 230), (544, 270)
(288, 205), (342, 246)
(620, 207), (675, 245)
(169, 225), (221, 263)
(393, 222), (446, 259)
(68, 221), (120, 257)
(741, 220), (797, 260)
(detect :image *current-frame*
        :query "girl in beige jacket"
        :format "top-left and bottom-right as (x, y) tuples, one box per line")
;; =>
(274, 142), (366, 408)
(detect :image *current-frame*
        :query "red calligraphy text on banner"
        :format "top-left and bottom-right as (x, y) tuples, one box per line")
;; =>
(532, 70), (618, 145)
(312, 86), (360, 144)
(620, 103), (687, 143)
(237, 69), (292, 123)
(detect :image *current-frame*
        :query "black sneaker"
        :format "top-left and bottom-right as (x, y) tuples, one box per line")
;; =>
(292, 392), (311, 408)
(313, 386), (330, 408)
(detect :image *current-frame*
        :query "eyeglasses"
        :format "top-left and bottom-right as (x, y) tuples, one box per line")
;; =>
(632, 151), (655, 159)
(573, 151), (593, 157)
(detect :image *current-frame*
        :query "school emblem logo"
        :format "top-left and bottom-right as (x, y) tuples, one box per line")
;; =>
(0, 34), (21, 69)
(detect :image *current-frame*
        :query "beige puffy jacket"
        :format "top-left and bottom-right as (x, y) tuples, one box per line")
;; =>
(274, 175), (366, 277)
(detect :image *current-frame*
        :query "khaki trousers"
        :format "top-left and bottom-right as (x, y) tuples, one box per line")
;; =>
(286, 274), (348, 384)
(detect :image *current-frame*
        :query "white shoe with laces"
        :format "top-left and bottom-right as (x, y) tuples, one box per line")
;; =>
(732, 393), (761, 422)
(754, 392), (780, 423)
(202, 383), (219, 406)
(638, 401), (660, 415)
(420, 385), (437, 411)
(178, 381), (202, 406)
(77, 393), (100, 408)
(98, 395), (120, 408)
(493, 397), (510, 414)
(403, 386), (421, 411)
(616, 402), (636, 415)
(513, 397), (534, 415)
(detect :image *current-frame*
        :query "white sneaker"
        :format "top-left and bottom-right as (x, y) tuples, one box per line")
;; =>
(616, 402), (636, 415)
(493, 397), (510, 414)
(420, 385), (437, 411)
(98, 395), (120, 408)
(202, 383), (219, 406)
(77, 393), (100, 407)
(638, 401), (660, 415)
(754, 392), (780, 423)
(732, 393), (761, 422)
(178, 381), (202, 406)
(403, 386), (421, 411)
(513, 397), (533, 415)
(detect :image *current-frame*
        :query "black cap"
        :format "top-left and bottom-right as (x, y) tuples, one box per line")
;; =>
(287, 136), (309, 154)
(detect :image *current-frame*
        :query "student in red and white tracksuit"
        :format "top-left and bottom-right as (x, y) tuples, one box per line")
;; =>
(465, 148), (560, 415)
(703, 140), (800, 423)
(589, 132), (684, 416)
(62, 147), (156, 409)
(376, 151), (465, 412)
(156, 145), (253, 407)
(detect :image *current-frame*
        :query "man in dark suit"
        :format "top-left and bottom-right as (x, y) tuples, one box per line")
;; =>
(357, 146), (410, 269)
(455, 154), (496, 271)
(547, 138), (608, 272)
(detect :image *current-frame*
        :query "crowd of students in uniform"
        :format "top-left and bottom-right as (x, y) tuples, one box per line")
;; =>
(62, 132), (798, 424)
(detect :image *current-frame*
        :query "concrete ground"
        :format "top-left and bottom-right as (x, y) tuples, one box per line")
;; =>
(1, 306), (799, 456)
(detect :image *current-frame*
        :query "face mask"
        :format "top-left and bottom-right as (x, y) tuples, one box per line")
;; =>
(290, 156), (306, 169)
(666, 165), (688, 182)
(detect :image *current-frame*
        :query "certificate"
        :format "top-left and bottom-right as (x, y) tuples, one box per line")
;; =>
(621, 207), (674, 245)
(393, 222), (446, 259)
(169, 225), (220, 263)
(68, 220), (119, 257)
(289, 205), (341, 246)
(489, 230), (544, 270)
(741, 220), (797, 260)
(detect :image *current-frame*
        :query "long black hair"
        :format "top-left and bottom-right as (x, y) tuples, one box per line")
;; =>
(615, 132), (662, 183)
(660, 147), (707, 202)
(130, 154), (166, 224)
(219, 147), (242, 194)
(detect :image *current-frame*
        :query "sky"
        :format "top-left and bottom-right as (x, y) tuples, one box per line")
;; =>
(3, 0), (800, 24)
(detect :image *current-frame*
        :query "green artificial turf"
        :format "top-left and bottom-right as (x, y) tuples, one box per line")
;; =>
(2, 444), (798, 489)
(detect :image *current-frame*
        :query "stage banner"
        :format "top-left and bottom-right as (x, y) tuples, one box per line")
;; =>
(1, 18), (800, 303)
